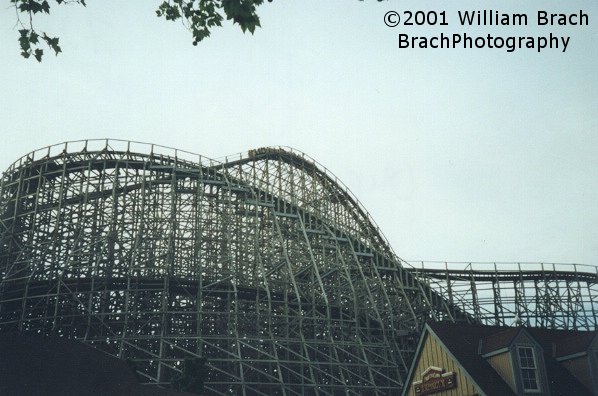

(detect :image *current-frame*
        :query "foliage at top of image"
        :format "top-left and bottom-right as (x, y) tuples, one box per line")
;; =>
(9, 0), (385, 62)
(10, 0), (270, 62)
(156, 0), (268, 45)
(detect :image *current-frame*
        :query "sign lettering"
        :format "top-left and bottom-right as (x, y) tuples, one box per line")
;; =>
(413, 366), (457, 395)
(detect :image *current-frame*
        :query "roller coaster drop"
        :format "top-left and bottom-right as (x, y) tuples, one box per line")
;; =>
(0, 140), (596, 395)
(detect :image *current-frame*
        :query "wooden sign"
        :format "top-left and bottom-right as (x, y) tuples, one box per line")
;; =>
(413, 366), (457, 395)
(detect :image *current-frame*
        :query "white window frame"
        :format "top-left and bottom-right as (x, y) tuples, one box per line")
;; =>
(517, 346), (541, 392)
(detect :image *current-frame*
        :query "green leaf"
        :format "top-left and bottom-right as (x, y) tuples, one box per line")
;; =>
(19, 36), (30, 52)
(42, 33), (62, 55)
(50, 38), (61, 54)
(30, 1), (44, 14)
(156, 1), (181, 21)
(34, 48), (43, 62)
(29, 31), (39, 44)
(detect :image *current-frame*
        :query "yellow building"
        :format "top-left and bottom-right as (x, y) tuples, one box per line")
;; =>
(402, 322), (598, 396)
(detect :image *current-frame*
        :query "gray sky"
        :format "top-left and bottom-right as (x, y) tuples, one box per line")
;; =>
(1, 0), (596, 265)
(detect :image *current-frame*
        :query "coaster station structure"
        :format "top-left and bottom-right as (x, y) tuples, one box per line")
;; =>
(0, 139), (596, 395)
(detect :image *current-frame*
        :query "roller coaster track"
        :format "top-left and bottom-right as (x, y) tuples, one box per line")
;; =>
(412, 267), (598, 283)
(408, 262), (598, 330)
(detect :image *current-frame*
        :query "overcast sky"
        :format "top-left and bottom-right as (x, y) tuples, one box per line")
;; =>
(1, 1), (596, 266)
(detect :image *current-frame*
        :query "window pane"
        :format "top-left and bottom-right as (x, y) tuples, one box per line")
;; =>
(518, 347), (539, 390)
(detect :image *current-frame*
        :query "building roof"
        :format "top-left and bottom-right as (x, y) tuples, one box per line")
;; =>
(540, 329), (598, 359)
(426, 322), (517, 396)
(479, 326), (520, 355)
(425, 322), (595, 396)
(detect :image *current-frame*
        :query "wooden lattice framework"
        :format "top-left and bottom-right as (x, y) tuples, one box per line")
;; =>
(1, 140), (596, 394)
(0, 140), (463, 395)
